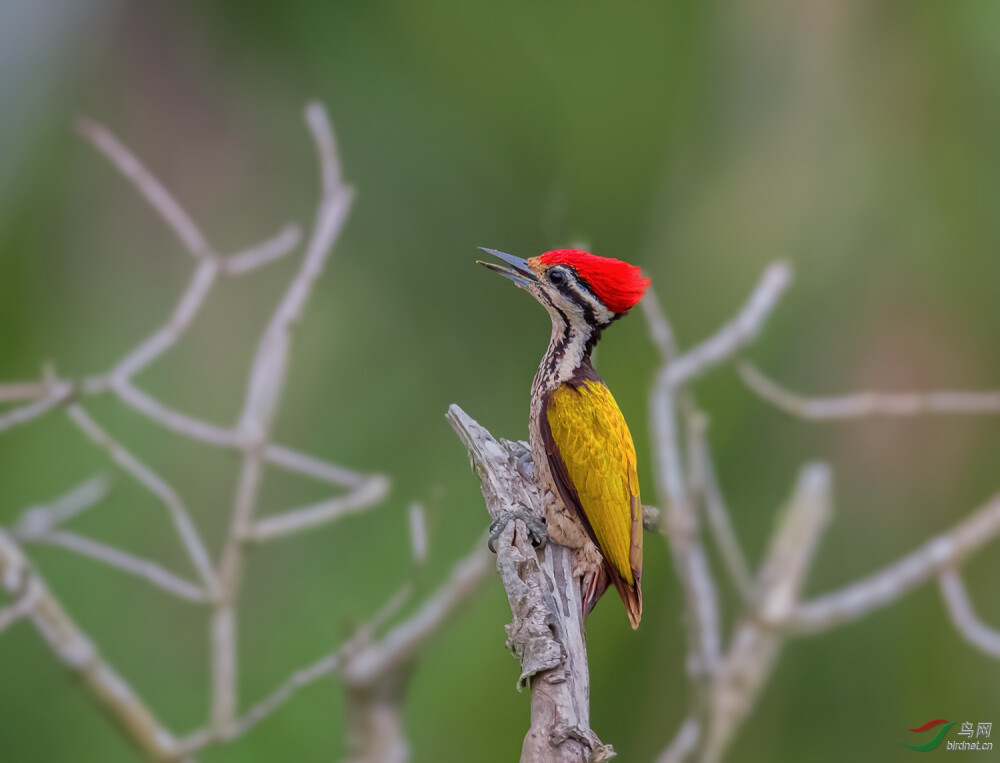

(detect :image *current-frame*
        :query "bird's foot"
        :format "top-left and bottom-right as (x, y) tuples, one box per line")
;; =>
(572, 554), (602, 581)
(488, 509), (547, 553)
(571, 539), (604, 580)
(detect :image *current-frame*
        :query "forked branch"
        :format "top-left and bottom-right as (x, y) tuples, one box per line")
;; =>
(649, 261), (1000, 763)
(0, 103), (488, 763)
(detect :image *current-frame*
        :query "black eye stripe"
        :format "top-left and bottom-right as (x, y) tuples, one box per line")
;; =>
(551, 266), (600, 304)
(552, 267), (603, 317)
(556, 277), (598, 328)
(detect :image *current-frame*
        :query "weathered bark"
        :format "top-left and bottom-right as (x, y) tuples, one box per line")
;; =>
(447, 404), (614, 762)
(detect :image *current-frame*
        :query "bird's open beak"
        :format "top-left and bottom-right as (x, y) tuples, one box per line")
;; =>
(476, 247), (538, 288)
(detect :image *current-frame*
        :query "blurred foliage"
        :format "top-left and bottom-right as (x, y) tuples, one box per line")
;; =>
(1, 1), (999, 761)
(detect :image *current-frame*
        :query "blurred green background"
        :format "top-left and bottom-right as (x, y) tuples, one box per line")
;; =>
(1, 1), (999, 761)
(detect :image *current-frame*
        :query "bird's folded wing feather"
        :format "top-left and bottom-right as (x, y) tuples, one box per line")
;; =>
(542, 379), (642, 586)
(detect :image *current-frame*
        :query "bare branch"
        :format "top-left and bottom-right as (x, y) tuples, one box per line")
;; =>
(65, 404), (218, 595)
(2, 380), (377, 499)
(212, 101), (354, 730)
(645, 264), (796, 763)
(408, 502), (428, 565)
(76, 117), (213, 260)
(0, 380), (61, 403)
(938, 569), (1000, 659)
(113, 382), (376, 492)
(265, 443), (373, 487)
(17, 531), (208, 604)
(239, 586), (411, 738)
(0, 529), (179, 760)
(245, 477), (390, 543)
(212, 456), (261, 729)
(305, 102), (344, 195)
(641, 287), (681, 361)
(342, 540), (492, 687)
(665, 264), (792, 388)
(0, 588), (38, 633)
(237, 111), (353, 441)
(113, 381), (238, 447)
(1, 102), (437, 762)
(0, 383), (74, 434)
(223, 224), (303, 276)
(775, 492), (1000, 634)
(336, 541), (491, 763)
(111, 260), (220, 382)
(738, 360), (1000, 420)
(178, 583), (413, 755)
(645, 263), (794, 691)
(15, 475), (111, 537)
(656, 717), (700, 763)
(688, 415), (752, 599)
(649, 345), (722, 683)
(701, 464), (832, 763)
(752, 465), (833, 620)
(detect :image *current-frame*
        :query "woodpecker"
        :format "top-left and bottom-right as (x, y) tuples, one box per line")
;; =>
(478, 247), (649, 628)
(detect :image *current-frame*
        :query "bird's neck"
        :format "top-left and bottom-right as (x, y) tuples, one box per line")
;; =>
(532, 312), (601, 394)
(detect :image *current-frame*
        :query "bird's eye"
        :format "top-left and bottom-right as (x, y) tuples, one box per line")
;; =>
(549, 269), (566, 286)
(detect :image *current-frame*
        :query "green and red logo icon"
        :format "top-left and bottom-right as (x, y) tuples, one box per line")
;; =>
(899, 719), (956, 751)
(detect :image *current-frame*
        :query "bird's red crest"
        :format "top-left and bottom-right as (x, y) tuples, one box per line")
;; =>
(538, 249), (650, 314)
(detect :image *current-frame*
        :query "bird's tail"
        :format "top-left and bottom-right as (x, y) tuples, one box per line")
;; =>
(583, 562), (642, 629)
(610, 565), (642, 629)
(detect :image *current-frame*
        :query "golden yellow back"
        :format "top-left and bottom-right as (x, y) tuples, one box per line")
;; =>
(545, 379), (641, 586)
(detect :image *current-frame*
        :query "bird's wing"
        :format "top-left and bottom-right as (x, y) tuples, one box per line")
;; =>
(541, 377), (643, 626)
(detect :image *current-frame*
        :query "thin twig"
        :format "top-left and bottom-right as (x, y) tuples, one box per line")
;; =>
(0, 529), (180, 760)
(65, 404), (218, 595)
(0, 384), (74, 434)
(212, 456), (261, 729)
(180, 583), (413, 754)
(0, 380), (64, 403)
(113, 380), (376, 491)
(264, 442), (372, 488)
(113, 380), (238, 447)
(701, 464), (832, 763)
(408, 502), (428, 565)
(656, 717), (701, 763)
(774, 492), (1000, 634)
(738, 360), (1000, 419)
(938, 569), (1000, 658)
(644, 264), (794, 763)
(17, 531), (209, 604)
(688, 416), (752, 599)
(76, 117), (213, 260)
(342, 540), (492, 687)
(665, 264), (792, 388)
(0, 589), (38, 633)
(645, 289), (722, 683)
(15, 475), (111, 537)
(245, 477), (390, 543)
(212, 101), (353, 730)
(641, 288), (681, 360)
(111, 260), (220, 382)
(224, 224), (303, 276)
(645, 264), (793, 683)
(339, 540), (490, 763)
(0, 103), (437, 763)
(2, 375), (375, 495)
